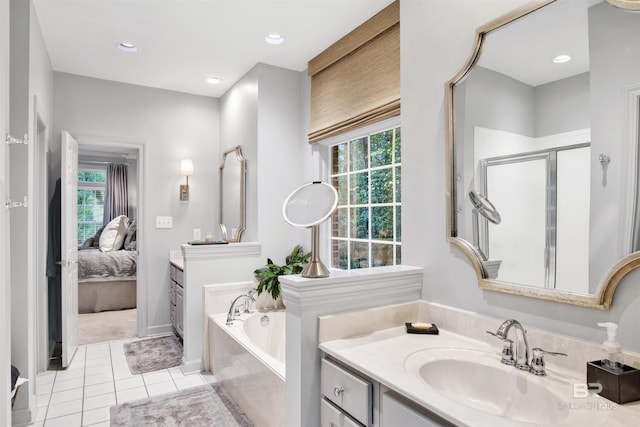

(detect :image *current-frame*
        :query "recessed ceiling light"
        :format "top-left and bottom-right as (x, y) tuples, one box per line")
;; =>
(265, 34), (284, 45)
(117, 42), (138, 53)
(553, 54), (572, 64)
(206, 76), (221, 85)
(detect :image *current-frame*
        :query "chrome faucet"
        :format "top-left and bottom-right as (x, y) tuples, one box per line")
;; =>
(226, 292), (256, 325)
(487, 319), (531, 371)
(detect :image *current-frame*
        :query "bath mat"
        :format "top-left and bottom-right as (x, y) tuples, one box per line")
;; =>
(110, 383), (253, 427)
(124, 335), (182, 374)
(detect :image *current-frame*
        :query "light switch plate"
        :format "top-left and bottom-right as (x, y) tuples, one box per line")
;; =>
(193, 228), (201, 240)
(156, 216), (173, 229)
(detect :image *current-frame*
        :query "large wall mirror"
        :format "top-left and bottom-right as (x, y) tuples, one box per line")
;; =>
(447, 0), (640, 309)
(219, 146), (246, 242)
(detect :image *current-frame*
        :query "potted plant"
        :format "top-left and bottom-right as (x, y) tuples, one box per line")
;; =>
(254, 245), (311, 311)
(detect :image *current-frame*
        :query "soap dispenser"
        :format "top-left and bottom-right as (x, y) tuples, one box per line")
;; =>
(597, 322), (622, 373)
(586, 322), (640, 404)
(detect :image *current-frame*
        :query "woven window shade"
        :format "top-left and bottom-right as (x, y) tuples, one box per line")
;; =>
(307, 1), (399, 144)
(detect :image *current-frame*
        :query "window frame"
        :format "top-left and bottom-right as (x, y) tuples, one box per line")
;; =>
(315, 116), (402, 270)
(77, 166), (107, 245)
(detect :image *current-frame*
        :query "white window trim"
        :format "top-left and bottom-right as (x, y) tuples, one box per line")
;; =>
(312, 116), (401, 270)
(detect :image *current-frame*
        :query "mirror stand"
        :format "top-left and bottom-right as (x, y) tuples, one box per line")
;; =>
(301, 225), (330, 278)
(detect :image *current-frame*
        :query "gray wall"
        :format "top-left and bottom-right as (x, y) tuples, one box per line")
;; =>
(10, 0), (54, 422)
(401, 0), (640, 353)
(1, 0), (11, 424)
(535, 72), (590, 138)
(52, 72), (220, 336)
(220, 63), (309, 263)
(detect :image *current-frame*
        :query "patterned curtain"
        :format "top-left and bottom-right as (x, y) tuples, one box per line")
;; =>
(103, 163), (129, 224)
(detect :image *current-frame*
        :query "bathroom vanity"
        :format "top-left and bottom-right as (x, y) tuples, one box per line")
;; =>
(318, 301), (640, 426)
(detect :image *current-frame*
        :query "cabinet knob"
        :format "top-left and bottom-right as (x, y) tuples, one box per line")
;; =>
(333, 386), (344, 397)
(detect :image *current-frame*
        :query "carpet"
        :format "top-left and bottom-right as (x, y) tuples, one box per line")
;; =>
(110, 383), (253, 427)
(78, 309), (137, 346)
(124, 335), (183, 374)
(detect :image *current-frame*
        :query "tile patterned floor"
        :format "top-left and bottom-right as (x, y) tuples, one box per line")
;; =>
(32, 337), (216, 426)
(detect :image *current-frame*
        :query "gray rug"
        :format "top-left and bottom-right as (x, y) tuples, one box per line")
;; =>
(110, 383), (253, 427)
(124, 335), (182, 374)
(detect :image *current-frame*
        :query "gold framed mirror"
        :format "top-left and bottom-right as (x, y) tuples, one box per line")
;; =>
(446, 0), (640, 309)
(219, 146), (246, 242)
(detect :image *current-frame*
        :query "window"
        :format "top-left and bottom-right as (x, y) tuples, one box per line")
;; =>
(77, 169), (106, 245)
(330, 126), (401, 269)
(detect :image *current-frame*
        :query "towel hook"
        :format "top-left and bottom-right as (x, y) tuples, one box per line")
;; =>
(5, 196), (28, 210)
(5, 133), (28, 146)
(599, 154), (611, 187)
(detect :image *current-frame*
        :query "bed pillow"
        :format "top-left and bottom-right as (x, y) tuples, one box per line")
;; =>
(99, 215), (129, 252)
(124, 219), (137, 251)
(91, 225), (105, 248)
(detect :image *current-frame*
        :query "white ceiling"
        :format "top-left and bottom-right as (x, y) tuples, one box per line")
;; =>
(33, 0), (394, 98)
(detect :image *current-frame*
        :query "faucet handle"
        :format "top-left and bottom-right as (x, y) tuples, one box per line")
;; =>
(486, 331), (516, 365)
(500, 339), (516, 366)
(530, 347), (568, 376)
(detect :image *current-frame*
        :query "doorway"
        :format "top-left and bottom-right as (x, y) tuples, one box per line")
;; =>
(76, 143), (140, 346)
(41, 135), (146, 370)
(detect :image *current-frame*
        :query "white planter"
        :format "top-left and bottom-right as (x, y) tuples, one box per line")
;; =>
(255, 291), (285, 312)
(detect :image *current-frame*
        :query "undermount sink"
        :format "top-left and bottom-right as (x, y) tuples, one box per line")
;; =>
(405, 348), (575, 425)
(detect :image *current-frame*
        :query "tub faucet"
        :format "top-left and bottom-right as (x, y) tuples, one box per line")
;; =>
(226, 293), (256, 326)
(487, 319), (531, 371)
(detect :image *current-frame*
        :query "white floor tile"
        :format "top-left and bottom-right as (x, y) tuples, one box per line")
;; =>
(115, 375), (144, 391)
(85, 357), (111, 368)
(55, 369), (85, 381)
(37, 381), (55, 397)
(34, 405), (47, 422)
(83, 392), (116, 411)
(83, 422), (109, 427)
(83, 381), (115, 398)
(168, 366), (184, 378)
(81, 406), (111, 426)
(173, 374), (205, 390)
(52, 377), (84, 393)
(49, 387), (83, 405)
(37, 372), (57, 386)
(112, 367), (136, 380)
(37, 393), (51, 409)
(44, 412), (82, 427)
(146, 380), (178, 397)
(116, 386), (148, 404)
(84, 372), (113, 387)
(142, 370), (172, 385)
(46, 398), (83, 419)
(84, 364), (112, 377)
(200, 372), (217, 384)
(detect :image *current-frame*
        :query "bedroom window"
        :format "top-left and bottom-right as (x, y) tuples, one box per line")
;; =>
(329, 125), (401, 270)
(77, 169), (106, 245)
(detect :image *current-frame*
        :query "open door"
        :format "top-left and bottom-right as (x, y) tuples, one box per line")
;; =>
(61, 131), (79, 367)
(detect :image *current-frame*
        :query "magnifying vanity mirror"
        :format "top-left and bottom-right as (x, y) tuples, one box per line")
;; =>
(283, 181), (338, 278)
(219, 146), (246, 242)
(446, 0), (640, 309)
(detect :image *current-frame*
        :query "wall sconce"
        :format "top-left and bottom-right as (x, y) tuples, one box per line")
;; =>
(180, 159), (194, 201)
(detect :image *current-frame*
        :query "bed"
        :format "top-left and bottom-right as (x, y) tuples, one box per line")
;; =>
(78, 216), (137, 313)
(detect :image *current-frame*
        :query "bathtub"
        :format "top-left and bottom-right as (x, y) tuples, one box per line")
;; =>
(208, 311), (286, 427)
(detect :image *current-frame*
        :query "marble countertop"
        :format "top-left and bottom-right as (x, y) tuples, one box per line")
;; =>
(320, 325), (640, 426)
(169, 250), (183, 269)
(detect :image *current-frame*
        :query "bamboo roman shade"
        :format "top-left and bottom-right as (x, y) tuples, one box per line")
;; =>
(307, 0), (399, 144)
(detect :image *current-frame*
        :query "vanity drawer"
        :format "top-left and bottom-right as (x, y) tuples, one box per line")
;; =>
(175, 267), (184, 286)
(321, 358), (372, 426)
(321, 399), (364, 427)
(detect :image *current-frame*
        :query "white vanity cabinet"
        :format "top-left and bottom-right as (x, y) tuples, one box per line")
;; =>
(169, 263), (184, 339)
(381, 392), (450, 427)
(321, 356), (453, 427)
(321, 358), (372, 427)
